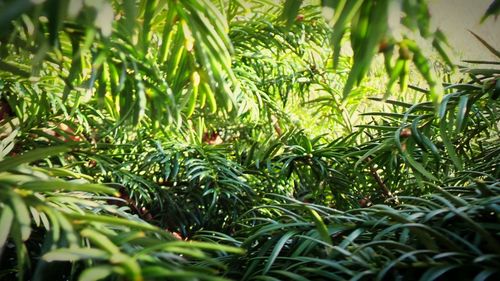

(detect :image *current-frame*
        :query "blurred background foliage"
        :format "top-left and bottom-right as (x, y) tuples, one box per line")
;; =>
(0, 0), (499, 280)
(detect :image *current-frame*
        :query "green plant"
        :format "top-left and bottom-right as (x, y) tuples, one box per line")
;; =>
(0, 135), (243, 281)
(345, 57), (499, 202)
(1, 0), (499, 280)
(214, 177), (499, 280)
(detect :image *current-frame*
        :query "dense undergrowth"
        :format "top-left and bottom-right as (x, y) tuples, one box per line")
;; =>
(1, 0), (499, 280)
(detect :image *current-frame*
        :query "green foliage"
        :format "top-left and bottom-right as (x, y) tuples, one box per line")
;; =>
(0, 0), (499, 281)
(345, 65), (499, 200)
(0, 135), (242, 281)
(218, 179), (500, 280)
(0, 0), (238, 127)
(317, 0), (451, 106)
